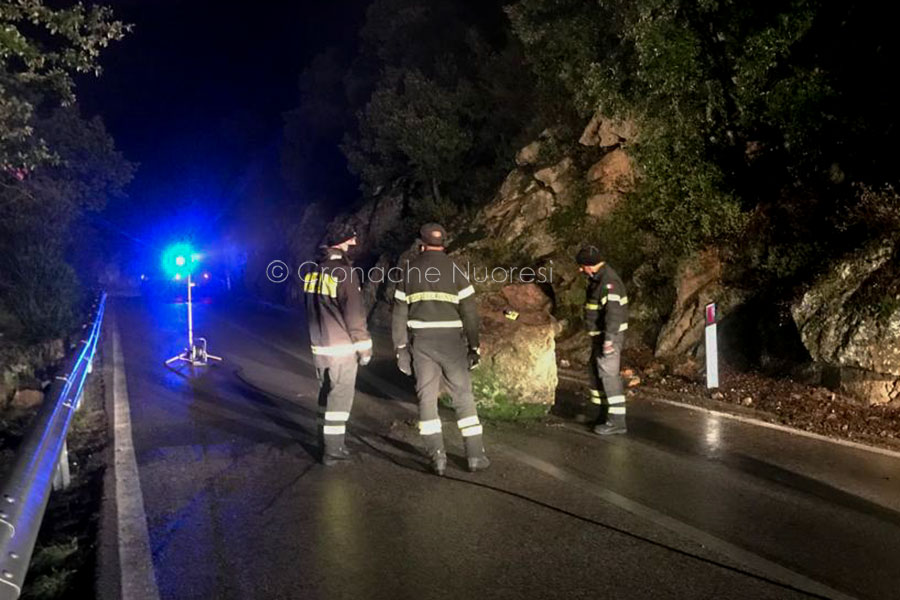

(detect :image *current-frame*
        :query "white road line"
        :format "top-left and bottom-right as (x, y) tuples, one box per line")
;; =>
(644, 395), (900, 461)
(559, 371), (900, 460)
(111, 316), (161, 600)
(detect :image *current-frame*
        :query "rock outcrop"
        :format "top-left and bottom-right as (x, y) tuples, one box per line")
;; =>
(586, 148), (634, 188)
(579, 112), (637, 148)
(477, 143), (636, 257)
(478, 167), (560, 258)
(290, 116), (645, 407)
(656, 249), (746, 359)
(515, 140), (542, 166)
(585, 148), (635, 219)
(792, 238), (900, 404)
(1, 338), (62, 409)
(10, 389), (43, 410)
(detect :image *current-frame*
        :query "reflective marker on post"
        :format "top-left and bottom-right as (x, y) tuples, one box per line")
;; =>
(705, 303), (719, 389)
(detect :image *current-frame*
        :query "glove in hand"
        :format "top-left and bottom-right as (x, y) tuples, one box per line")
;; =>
(357, 347), (372, 366)
(396, 346), (413, 376)
(468, 347), (481, 370)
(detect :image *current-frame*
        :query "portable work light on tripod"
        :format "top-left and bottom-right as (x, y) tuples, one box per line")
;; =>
(163, 244), (222, 367)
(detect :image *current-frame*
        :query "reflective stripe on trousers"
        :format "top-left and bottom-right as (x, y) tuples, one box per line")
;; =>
(457, 415), (483, 437)
(411, 335), (484, 458)
(316, 357), (358, 449)
(589, 333), (626, 416)
(311, 338), (372, 356)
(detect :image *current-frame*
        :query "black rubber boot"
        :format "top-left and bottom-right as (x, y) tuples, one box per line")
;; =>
(591, 404), (609, 427)
(463, 435), (490, 472)
(430, 449), (447, 476)
(593, 415), (627, 435)
(322, 446), (352, 466)
(467, 456), (491, 472)
(423, 433), (447, 475)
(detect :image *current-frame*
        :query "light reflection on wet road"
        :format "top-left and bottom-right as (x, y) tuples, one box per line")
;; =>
(108, 296), (900, 600)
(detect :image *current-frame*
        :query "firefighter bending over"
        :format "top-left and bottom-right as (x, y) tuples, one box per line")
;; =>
(576, 244), (629, 435)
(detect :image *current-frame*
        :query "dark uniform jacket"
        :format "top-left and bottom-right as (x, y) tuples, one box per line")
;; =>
(584, 264), (628, 342)
(392, 249), (479, 349)
(304, 246), (371, 364)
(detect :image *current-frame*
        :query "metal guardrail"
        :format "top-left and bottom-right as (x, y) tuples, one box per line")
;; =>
(0, 293), (107, 599)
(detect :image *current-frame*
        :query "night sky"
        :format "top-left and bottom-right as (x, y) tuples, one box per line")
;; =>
(78, 0), (368, 249)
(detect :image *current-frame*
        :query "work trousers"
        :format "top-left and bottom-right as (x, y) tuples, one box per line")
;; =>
(588, 333), (626, 422)
(315, 356), (358, 452)
(410, 331), (485, 460)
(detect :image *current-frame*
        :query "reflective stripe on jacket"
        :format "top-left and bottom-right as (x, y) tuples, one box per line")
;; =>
(304, 247), (371, 359)
(584, 264), (628, 342)
(391, 249), (479, 349)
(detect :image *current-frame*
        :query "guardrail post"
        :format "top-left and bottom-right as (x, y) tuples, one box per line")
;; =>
(51, 441), (71, 492)
(74, 385), (84, 411)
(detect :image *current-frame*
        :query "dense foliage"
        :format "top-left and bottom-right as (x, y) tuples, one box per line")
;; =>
(0, 0), (128, 169)
(0, 2), (130, 340)
(283, 0), (548, 210)
(286, 0), (900, 284)
(0, 107), (133, 340)
(509, 0), (899, 259)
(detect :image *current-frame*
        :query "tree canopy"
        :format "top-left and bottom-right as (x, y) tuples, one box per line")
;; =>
(0, 0), (127, 170)
(285, 0), (900, 284)
(0, 2), (130, 340)
(284, 0), (543, 208)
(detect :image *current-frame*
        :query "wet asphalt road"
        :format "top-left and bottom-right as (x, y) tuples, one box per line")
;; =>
(107, 296), (900, 600)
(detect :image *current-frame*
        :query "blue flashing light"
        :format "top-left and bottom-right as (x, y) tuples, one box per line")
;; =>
(162, 242), (199, 278)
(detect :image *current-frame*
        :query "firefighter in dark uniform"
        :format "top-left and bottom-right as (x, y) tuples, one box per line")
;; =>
(576, 245), (629, 435)
(392, 223), (490, 475)
(304, 225), (372, 465)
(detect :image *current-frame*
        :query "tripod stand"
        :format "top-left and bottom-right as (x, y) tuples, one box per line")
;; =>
(165, 272), (222, 367)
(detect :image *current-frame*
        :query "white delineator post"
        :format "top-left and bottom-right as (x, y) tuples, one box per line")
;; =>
(705, 302), (719, 389)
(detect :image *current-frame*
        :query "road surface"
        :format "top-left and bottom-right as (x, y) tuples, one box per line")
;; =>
(97, 296), (900, 600)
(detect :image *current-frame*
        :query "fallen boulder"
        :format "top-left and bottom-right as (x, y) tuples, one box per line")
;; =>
(792, 237), (900, 404)
(473, 284), (559, 405)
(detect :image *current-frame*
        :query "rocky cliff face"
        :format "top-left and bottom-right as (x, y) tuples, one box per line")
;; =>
(792, 237), (900, 405)
(289, 110), (900, 407)
(655, 250), (750, 362)
(287, 113), (644, 406)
